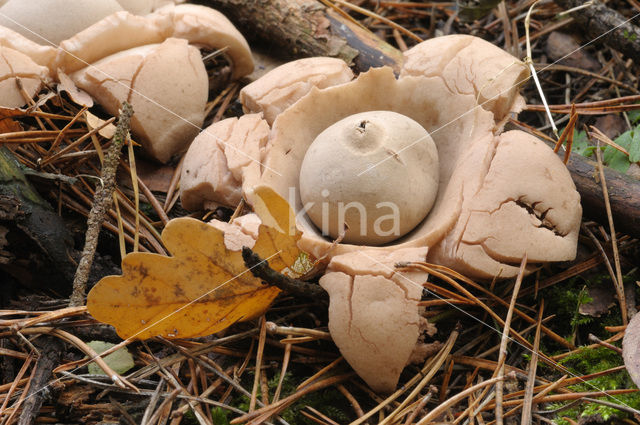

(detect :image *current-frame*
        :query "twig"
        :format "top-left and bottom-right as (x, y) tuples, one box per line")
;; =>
(337, 384), (365, 419)
(350, 328), (459, 425)
(495, 255), (527, 425)
(554, 0), (640, 64)
(109, 397), (138, 425)
(241, 247), (327, 300)
(296, 357), (344, 390)
(581, 224), (621, 305)
(266, 323), (332, 340)
(485, 375), (569, 420)
(415, 373), (517, 425)
(302, 406), (341, 425)
(58, 371), (248, 415)
(581, 397), (640, 416)
(232, 373), (355, 425)
(140, 379), (164, 425)
(69, 103), (133, 307)
(521, 300), (544, 424)
(329, 0), (423, 41)
(20, 167), (78, 185)
(272, 336), (292, 404)
(249, 317), (268, 412)
(379, 325), (459, 425)
(587, 334), (623, 354)
(594, 139), (627, 325)
(524, 0), (557, 137)
(404, 387), (436, 425)
(399, 262), (557, 352)
(0, 354), (33, 418)
(16, 326), (136, 390)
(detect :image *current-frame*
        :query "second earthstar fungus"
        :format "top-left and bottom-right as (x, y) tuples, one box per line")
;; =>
(0, 3), (254, 162)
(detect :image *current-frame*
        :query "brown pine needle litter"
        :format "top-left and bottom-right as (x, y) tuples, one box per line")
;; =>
(1, 0), (640, 424)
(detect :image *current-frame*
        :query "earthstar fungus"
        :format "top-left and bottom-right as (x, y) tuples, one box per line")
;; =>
(62, 4), (254, 162)
(180, 35), (582, 392)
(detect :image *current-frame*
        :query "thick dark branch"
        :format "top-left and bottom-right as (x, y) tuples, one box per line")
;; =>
(202, 0), (404, 73)
(554, 0), (640, 64)
(565, 152), (640, 239)
(241, 247), (327, 300)
(18, 336), (63, 425)
(0, 146), (76, 290)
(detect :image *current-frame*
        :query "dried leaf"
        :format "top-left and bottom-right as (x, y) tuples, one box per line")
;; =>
(578, 286), (615, 318)
(0, 107), (23, 133)
(57, 70), (94, 107)
(85, 110), (116, 139)
(623, 312), (640, 388)
(87, 186), (304, 339)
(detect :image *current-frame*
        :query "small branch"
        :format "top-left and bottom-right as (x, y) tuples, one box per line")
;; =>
(594, 140), (627, 325)
(21, 167), (78, 185)
(241, 247), (327, 300)
(69, 103), (134, 307)
(494, 255), (527, 425)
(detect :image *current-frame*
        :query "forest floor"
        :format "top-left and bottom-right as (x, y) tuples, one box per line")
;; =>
(1, 0), (640, 424)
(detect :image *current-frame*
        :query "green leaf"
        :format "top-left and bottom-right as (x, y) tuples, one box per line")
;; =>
(603, 146), (631, 173)
(628, 109), (640, 125)
(603, 131), (632, 173)
(629, 129), (640, 163)
(570, 130), (594, 157)
(86, 341), (134, 375)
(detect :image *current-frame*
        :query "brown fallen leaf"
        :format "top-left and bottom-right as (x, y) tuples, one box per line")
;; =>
(544, 31), (600, 72)
(87, 186), (307, 340)
(623, 312), (640, 388)
(0, 107), (23, 133)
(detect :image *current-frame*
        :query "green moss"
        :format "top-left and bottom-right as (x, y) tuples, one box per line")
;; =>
(211, 407), (231, 425)
(546, 346), (640, 423)
(539, 277), (593, 342)
(182, 409), (197, 425)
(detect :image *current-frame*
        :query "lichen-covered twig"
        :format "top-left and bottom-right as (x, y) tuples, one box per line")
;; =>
(69, 103), (134, 307)
(241, 247), (327, 300)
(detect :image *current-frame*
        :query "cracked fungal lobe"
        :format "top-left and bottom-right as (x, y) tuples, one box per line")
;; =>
(0, 46), (50, 107)
(181, 114), (270, 210)
(429, 130), (581, 279)
(320, 247), (428, 393)
(248, 61), (580, 279)
(72, 38), (208, 163)
(400, 34), (529, 122)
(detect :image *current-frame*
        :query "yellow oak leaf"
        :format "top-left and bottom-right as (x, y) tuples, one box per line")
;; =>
(87, 186), (306, 340)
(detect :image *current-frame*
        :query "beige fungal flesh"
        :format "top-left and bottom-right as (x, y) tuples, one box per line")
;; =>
(72, 38), (208, 163)
(240, 57), (354, 125)
(320, 247), (428, 393)
(299, 110), (439, 245)
(180, 114), (270, 210)
(0, 46), (50, 107)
